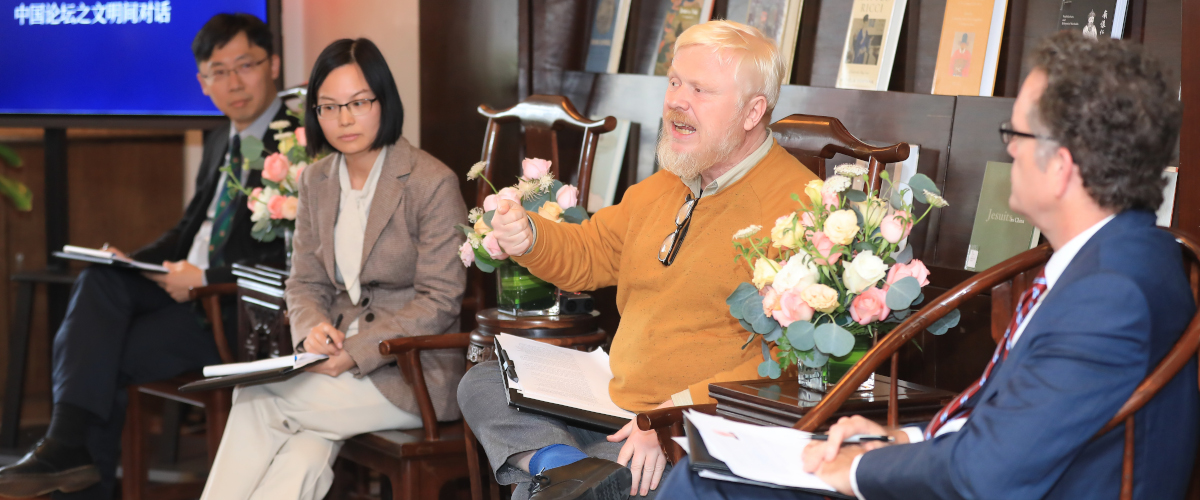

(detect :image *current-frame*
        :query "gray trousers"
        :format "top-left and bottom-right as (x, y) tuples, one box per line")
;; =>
(458, 361), (668, 500)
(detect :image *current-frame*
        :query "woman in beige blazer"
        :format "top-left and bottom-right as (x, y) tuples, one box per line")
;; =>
(202, 38), (467, 500)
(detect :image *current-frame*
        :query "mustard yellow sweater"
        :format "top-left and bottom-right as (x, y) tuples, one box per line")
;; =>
(515, 144), (820, 411)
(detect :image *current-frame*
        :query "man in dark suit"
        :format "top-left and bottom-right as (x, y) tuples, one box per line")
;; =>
(0, 13), (295, 499)
(658, 31), (1199, 500)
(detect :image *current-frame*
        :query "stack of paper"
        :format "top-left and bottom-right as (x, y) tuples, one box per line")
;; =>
(685, 410), (837, 492)
(495, 333), (634, 420)
(202, 352), (328, 377)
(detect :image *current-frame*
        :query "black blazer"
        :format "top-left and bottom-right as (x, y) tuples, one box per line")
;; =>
(133, 104), (297, 284)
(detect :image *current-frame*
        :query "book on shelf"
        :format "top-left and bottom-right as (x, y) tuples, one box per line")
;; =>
(588, 118), (632, 213)
(585, 0), (634, 73)
(930, 0), (1009, 96)
(964, 161), (1041, 272)
(53, 245), (168, 273)
(725, 0), (805, 81)
(649, 0), (715, 76)
(1156, 166), (1178, 227)
(1058, 0), (1129, 40)
(835, 0), (908, 91)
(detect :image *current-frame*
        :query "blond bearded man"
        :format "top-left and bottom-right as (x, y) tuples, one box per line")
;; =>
(456, 21), (820, 500)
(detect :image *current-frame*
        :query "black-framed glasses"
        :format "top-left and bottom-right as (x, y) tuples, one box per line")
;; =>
(658, 192), (701, 266)
(313, 98), (378, 119)
(999, 121), (1054, 145)
(200, 57), (269, 82)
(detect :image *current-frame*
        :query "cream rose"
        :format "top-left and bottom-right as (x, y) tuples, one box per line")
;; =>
(770, 213), (803, 249)
(537, 201), (565, 222)
(843, 251), (889, 293)
(772, 254), (819, 295)
(824, 209), (860, 245)
(800, 284), (840, 313)
(474, 218), (492, 235)
(752, 258), (779, 290)
(855, 199), (887, 229)
(804, 179), (824, 206)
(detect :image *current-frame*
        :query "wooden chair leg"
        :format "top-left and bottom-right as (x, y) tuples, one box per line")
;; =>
(465, 421), (486, 500)
(121, 387), (146, 500)
(204, 389), (231, 466)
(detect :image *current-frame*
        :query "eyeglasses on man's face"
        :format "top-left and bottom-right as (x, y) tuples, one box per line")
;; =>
(658, 193), (700, 266)
(200, 57), (269, 83)
(999, 120), (1054, 145)
(314, 98), (378, 119)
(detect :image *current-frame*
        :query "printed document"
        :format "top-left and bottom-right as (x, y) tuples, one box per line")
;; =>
(686, 410), (837, 492)
(496, 333), (634, 420)
(203, 352), (328, 377)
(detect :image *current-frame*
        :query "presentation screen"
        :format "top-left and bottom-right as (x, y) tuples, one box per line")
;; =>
(0, 1), (270, 116)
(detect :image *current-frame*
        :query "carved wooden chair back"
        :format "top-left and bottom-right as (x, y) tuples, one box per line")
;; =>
(793, 228), (1200, 500)
(771, 114), (910, 194)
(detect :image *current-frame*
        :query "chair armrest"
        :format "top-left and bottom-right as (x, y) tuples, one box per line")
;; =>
(377, 332), (473, 442)
(187, 283), (237, 301)
(636, 404), (718, 432)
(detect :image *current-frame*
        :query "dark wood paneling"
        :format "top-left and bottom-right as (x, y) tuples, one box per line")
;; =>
(531, 0), (592, 95)
(1178, 0), (1199, 240)
(1143, 0), (1183, 93)
(1017, 0), (1062, 82)
(808, 0), (854, 88)
(913, 0), (946, 94)
(563, 72), (668, 181)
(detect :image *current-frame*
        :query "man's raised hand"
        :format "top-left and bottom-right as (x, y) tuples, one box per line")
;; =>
(491, 200), (534, 257)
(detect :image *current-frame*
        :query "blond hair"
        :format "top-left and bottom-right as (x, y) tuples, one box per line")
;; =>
(673, 20), (785, 119)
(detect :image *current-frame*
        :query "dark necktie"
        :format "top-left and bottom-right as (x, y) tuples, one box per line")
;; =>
(208, 134), (243, 268)
(924, 271), (1049, 439)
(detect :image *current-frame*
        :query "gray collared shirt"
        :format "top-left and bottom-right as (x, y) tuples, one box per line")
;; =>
(681, 129), (775, 198)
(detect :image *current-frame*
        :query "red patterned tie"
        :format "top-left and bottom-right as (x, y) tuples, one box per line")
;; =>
(924, 271), (1048, 439)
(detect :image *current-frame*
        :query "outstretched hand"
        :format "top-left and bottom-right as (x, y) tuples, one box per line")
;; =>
(608, 399), (673, 496)
(490, 200), (534, 257)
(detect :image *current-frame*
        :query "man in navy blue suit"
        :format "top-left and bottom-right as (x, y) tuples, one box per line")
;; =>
(659, 31), (1199, 500)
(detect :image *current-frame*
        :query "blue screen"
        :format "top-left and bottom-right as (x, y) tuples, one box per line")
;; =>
(0, 1), (269, 116)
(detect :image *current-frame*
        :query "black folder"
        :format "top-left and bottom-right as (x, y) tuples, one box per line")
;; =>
(177, 358), (327, 393)
(684, 416), (855, 499)
(495, 339), (628, 433)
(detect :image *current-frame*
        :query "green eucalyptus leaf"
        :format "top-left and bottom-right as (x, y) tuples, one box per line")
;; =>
(799, 349), (830, 368)
(892, 308), (911, 320)
(763, 322), (784, 342)
(727, 283), (759, 310)
(907, 174), (939, 204)
(854, 241), (875, 253)
(739, 293), (763, 324)
(562, 206), (589, 223)
(241, 136), (265, 162)
(483, 210), (496, 228)
(741, 332), (757, 349)
(814, 323), (855, 357)
(785, 321), (816, 350)
(758, 359), (783, 379)
(475, 259), (495, 273)
(885, 276), (921, 310)
(891, 190), (906, 210)
(761, 340), (772, 362)
(928, 309), (962, 335)
(739, 318), (755, 333)
(892, 244), (913, 264)
(750, 307), (776, 335)
(845, 189), (867, 203)
(912, 292), (925, 306)
(246, 157), (264, 172)
(522, 189), (552, 212)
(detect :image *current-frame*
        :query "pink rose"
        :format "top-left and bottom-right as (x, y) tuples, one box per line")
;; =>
(822, 190), (839, 208)
(482, 233), (508, 260)
(483, 194), (499, 212)
(294, 127), (307, 147)
(262, 153), (290, 183)
(887, 259), (931, 288)
(459, 240), (475, 267)
(556, 185), (579, 209)
(522, 158), (552, 179)
(850, 287), (891, 325)
(280, 196), (299, 220)
(880, 210), (912, 244)
(762, 286), (781, 316)
(292, 162), (306, 181)
(248, 187), (263, 210)
(800, 211), (816, 227)
(810, 231), (841, 266)
(772, 291), (815, 327)
(267, 195), (286, 219)
(497, 187), (522, 205)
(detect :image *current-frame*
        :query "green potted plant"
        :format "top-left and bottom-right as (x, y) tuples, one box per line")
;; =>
(0, 144), (32, 211)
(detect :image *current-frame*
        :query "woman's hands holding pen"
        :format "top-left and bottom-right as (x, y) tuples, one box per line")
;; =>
(304, 321), (355, 377)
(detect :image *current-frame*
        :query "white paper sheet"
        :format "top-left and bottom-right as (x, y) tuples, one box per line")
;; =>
(496, 333), (635, 420)
(685, 410), (836, 492)
(202, 352), (328, 377)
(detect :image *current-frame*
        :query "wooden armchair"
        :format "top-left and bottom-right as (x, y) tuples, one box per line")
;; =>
(121, 283), (238, 500)
(637, 113), (913, 463)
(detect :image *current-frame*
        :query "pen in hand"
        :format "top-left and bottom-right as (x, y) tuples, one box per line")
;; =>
(810, 434), (894, 444)
(326, 314), (343, 346)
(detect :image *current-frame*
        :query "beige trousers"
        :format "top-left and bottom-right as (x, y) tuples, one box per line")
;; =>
(199, 369), (421, 500)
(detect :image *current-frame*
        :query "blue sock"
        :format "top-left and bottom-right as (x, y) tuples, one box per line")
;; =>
(528, 444), (588, 474)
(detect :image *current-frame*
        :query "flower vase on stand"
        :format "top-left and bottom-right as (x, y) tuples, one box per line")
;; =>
(822, 333), (875, 392)
(496, 262), (560, 316)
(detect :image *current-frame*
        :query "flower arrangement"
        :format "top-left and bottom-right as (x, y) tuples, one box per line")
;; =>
(726, 165), (960, 381)
(456, 157), (589, 271)
(222, 116), (324, 242)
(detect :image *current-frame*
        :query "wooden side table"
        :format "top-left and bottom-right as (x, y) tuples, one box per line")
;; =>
(709, 376), (955, 429)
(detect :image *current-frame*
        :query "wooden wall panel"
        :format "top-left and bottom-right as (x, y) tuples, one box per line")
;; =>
(808, 0), (854, 88)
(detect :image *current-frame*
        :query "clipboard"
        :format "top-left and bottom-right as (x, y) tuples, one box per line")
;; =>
(177, 358), (327, 393)
(53, 250), (168, 273)
(495, 338), (629, 433)
(683, 417), (854, 499)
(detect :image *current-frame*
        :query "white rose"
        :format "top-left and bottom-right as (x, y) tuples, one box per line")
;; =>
(824, 209), (860, 245)
(843, 251), (889, 293)
(752, 258), (779, 290)
(854, 198), (887, 229)
(772, 254), (819, 294)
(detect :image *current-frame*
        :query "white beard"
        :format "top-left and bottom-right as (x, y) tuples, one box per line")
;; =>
(656, 118), (743, 181)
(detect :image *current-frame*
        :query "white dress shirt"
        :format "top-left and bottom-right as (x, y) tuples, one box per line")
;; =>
(333, 146), (388, 338)
(185, 98), (284, 278)
(848, 214), (1116, 500)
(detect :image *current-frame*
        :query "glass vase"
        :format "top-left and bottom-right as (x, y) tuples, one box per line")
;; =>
(823, 333), (875, 392)
(283, 226), (295, 271)
(797, 364), (826, 400)
(496, 263), (560, 316)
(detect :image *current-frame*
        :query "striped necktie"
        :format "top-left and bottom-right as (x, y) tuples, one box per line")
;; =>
(924, 271), (1048, 439)
(208, 134), (243, 268)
